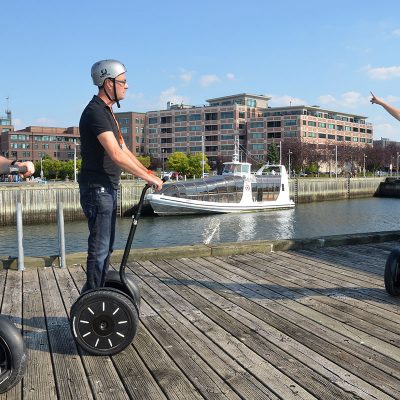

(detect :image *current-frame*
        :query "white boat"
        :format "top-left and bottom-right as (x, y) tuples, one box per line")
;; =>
(146, 144), (295, 215)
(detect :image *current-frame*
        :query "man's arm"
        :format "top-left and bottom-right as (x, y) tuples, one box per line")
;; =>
(98, 131), (163, 190)
(0, 156), (35, 177)
(371, 91), (400, 122)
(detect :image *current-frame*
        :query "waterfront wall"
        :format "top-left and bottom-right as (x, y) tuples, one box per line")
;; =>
(0, 181), (143, 226)
(0, 177), (385, 226)
(290, 177), (384, 203)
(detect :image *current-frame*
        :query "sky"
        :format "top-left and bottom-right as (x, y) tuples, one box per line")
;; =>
(1, 0), (400, 140)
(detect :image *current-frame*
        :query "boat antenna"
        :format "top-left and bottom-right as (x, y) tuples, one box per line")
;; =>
(232, 135), (239, 162)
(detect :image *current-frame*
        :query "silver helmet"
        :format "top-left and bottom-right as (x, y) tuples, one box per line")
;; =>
(91, 59), (127, 87)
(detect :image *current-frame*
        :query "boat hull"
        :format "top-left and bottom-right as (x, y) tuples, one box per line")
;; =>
(147, 194), (295, 216)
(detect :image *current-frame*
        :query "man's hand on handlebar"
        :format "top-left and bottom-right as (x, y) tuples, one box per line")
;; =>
(16, 161), (35, 178)
(147, 175), (163, 191)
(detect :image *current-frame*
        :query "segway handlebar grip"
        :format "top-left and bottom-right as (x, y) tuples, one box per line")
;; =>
(0, 165), (28, 175)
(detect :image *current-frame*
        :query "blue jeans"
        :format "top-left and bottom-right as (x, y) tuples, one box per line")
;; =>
(79, 186), (117, 292)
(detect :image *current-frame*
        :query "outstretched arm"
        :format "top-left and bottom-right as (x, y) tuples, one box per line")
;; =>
(0, 156), (35, 177)
(371, 91), (400, 122)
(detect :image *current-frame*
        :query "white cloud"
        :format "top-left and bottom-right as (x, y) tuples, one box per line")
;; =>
(200, 74), (220, 87)
(180, 69), (194, 83)
(12, 118), (24, 130)
(158, 86), (190, 109)
(266, 94), (307, 107)
(226, 73), (235, 80)
(364, 64), (400, 80)
(373, 122), (400, 141)
(317, 91), (370, 108)
(392, 29), (400, 37)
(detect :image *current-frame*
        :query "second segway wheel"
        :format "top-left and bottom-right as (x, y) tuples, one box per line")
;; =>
(71, 288), (139, 356)
(0, 316), (28, 394)
(384, 249), (400, 296)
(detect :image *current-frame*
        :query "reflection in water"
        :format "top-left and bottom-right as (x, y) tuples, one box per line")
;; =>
(1, 197), (400, 257)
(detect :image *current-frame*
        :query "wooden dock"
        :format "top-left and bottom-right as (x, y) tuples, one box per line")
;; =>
(1, 240), (400, 399)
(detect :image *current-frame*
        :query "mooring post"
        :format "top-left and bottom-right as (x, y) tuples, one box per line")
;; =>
(57, 202), (66, 268)
(16, 202), (24, 271)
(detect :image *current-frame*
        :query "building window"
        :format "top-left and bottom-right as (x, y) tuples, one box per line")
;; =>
(189, 136), (202, 141)
(205, 125), (218, 131)
(318, 122), (326, 128)
(221, 145), (235, 151)
(221, 111), (234, 119)
(252, 144), (264, 150)
(284, 131), (297, 137)
(353, 137), (359, 142)
(160, 138), (172, 144)
(247, 99), (256, 107)
(318, 133), (326, 139)
(175, 115), (187, 122)
(148, 117), (158, 124)
(239, 112), (245, 118)
(252, 133), (263, 139)
(337, 135), (343, 141)
(149, 128), (157, 134)
(328, 134), (335, 140)
(175, 137), (186, 142)
(345, 126), (352, 131)
(221, 134), (234, 140)
(284, 120), (297, 126)
(189, 126), (202, 132)
(205, 112), (218, 121)
(250, 122), (264, 128)
(308, 132), (316, 138)
(161, 128), (172, 134)
(345, 136), (351, 141)
(221, 124), (233, 129)
(308, 121), (317, 127)
(190, 146), (202, 152)
(267, 121), (281, 128)
(175, 126), (187, 132)
(189, 114), (201, 121)
(160, 116), (172, 124)
(175, 147), (187, 152)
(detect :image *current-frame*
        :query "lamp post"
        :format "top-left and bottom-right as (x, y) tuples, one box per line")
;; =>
(161, 148), (165, 177)
(40, 156), (44, 180)
(74, 143), (80, 183)
(279, 140), (282, 165)
(397, 152), (400, 178)
(288, 149), (292, 178)
(335, 145), (338, 179)
(363, 154), (367, 178)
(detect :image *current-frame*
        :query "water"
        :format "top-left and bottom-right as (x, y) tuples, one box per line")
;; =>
(1, 197), (399, 257)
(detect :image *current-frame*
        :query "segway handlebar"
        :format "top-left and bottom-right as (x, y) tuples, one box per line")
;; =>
(119, 177), (167, 277)
(0, 164), (28, 175)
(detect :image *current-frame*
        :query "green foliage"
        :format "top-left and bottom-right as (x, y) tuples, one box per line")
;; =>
(187, 153), (211, 178)
(137, 155), (151, 168)
(166, 152), (189, 174)
(33, 158), (81, 180)
(267, 144), (280, 164)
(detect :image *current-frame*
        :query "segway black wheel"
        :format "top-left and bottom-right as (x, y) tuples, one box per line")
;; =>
(0, 316), (27, 394)
(384, 249), (400, 296)
(71, 288), (139, 356)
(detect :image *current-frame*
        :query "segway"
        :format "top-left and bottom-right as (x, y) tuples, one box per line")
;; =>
(70, 182), (153, 356)
(384, 249), (400, 296)
(0, 163), (28, 392)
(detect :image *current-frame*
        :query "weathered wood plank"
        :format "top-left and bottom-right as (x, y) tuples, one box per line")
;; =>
(185, 255), (399, 399)
(20, 268), (57, 400)
(133, 264), (279, 400)
(139, 260), (322, 400)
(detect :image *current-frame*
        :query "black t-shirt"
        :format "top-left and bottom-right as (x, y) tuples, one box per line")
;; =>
(78, 95), (121, 188)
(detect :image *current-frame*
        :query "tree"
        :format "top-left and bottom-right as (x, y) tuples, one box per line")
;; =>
(166, 152), (189, 174)
(267, 143), (280, 164)
(187, 153), (211, 178)
(137, 155), (151, 168)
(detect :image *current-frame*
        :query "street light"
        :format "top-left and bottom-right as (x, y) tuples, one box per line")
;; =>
(74, 143), (80, 183)
(279, 140), (282, 165)
(335, 145), (338, 179)
(40, 156), (44, 180)
(288, 149), (292, 178)
(363, 154), (367, 178)
(397, 152), (400, 178)
(161, 148), (165, 177)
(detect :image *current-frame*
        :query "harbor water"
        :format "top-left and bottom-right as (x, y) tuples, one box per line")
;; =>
(0, 196), (399, 258)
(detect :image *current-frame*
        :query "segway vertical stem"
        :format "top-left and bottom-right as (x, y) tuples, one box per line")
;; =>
(119, 184), (152, 286)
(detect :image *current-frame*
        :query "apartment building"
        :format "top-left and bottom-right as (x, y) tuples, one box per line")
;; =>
(0, 125), (80, 161)
(114, 111), (146, 155)
(145, 94), (373, 167)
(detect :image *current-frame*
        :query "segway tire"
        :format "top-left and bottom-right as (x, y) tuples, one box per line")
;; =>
(71, 288), (139, 356)
(0, 316), (27, 394)
(384, 249), (400, 296)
